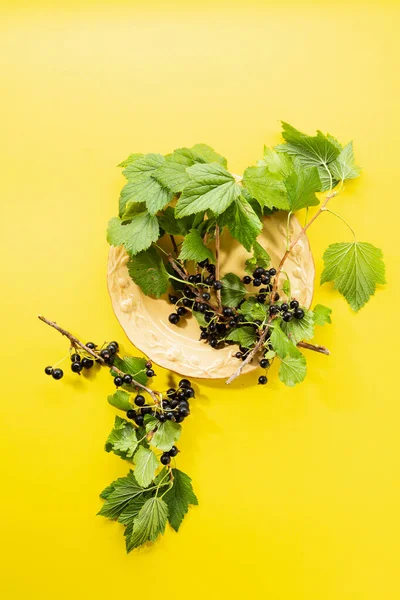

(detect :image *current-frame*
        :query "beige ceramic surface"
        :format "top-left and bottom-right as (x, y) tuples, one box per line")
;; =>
(107, 211), (314, 379)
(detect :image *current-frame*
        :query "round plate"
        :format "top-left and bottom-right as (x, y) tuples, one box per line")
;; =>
(107, 211), (314, 379)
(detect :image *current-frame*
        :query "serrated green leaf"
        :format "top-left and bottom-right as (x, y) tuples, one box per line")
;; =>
(330, 142), (361, 183)
(281, 308), (314, 344)
(243, 165), (288, 210)
(225, 326), (257, 348)
(279, 355), (307, 387)
(120, 201), (147, 221)
(105, 416), (138, 459)
(154, 159), (190, 193)
(244, 240), (271, 275)
(143, 414), (159, 433)
(221, 194), (262, 252)
(285, 163), (320, 212)
(107, 213), (160, 257)
(158, 207), (194, 236)
(270, 321), (301, 359)
(175, 163), (240, 218)
(126, 496), (168, 551)
(127, 245), (169, 298)
(276, 122), (340, 170)
(321, 242), (386, 311)
(164, 469), (198, 532)
(282, 278), (291, 297)
(179, 229), (215, 264)
(220, 273), (247, 307)
(98, 471), (144, 520)
(117, 153), (144, 168)
(238, 297), (268, 322)
(193, 310), (207, 328)
(118, 495), (150, 525)
(134, 446), (159, 488)
(111, 356), (148, 386)
(313, 304), (332, 326)
(107, 390), (132, 411)
(257, 147), (293, 178)
(151, 420), (182, 452)
(190, 143), (227, 167)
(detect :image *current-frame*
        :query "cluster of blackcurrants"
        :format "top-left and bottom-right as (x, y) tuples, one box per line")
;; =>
(44, 340), (120, 379)
(122, 378), (193, 428)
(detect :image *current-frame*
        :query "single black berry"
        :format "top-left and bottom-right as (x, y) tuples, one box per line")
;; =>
(141, 406), (152, 415)
(273, 293), (280, 301)
(52, 368), (63, 380)
(223, 307), (233, 317)
(206, 263), (216, 273)
(294, 308), (304, 320)
(258, 375), (268, 385)
(213, 280), (222, 290)
(209, 338), (218, 348)
(269, 268), (277, 276)
(177, 390), (186, 401)
(261, 274), (270, 284)
(202, 292), (210, 301)
(242, 275), (252, 284)
(177, 307), (187, 318)
(166, 388), (176, 397)
(280, 303), (289, 312)
(82, 358), (94, 369)
(188, 275), (196, 283)
(253, 267), (265, 277)
(204, 276), (214, 286)
(162, 400), (171, 409)
(179, 406), (190, 417)
(260, 358), (270, 368)
(290, 300), (299, 309)
(253, 278), (262, 287)
(126, 409), (136, 419)
(168, 313), (180, 325)
(175, 415), (184, 423)
(134, 395), (145, 406)
(166, 411), (175, 420)
(86, 342), (96, 349)
(183, 298), (193, 308)
(114, 376), (123, 386)
(160, 453), (171, 465)
(269, 305), (280, 316)
(198, 303), (207, 313)
(256, 294), (266, 303)
(134, 414), (144, 426)
(235, 352), (242, 359)
(198, 258), (209, 268)
(179, 400), (189, 410)
(179, 379), (191, 388)
(170, 399), (179, 409)
(194, 274), (202, 284)
(109, 341), (119, 350)
(185, 387), (195, 398)
(45, 366), (53, 375)
(208, 323), (217, 333)
(158, 413), (167, 423)
(169, 446), (179, 457)
(200, 331), (208, 340)
(169, 294), (178, 304)
(100, 349), (111, 360)
(193, 302), (200, 312)
(123, 374), (132, 384)
(204, 313), (213, 323)
(70, 353), (81, 362)
(108, 343), (117, 355)
(71, 361), (83, 373)
(282, 311), (293, 322)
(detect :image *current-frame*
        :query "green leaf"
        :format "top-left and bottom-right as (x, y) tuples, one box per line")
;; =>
(313, 304), (332, 326)
(175, 163), (240, 218)
(125, 496), (168, 551)
(193, 310), (207, 327)
(120, 153), (173, 216)
(105, 416), (138, 459)
(243, 165), (288, 210)
(143, 414), (159, 433)
(257, 147), (293, 178)
(282, 278), (291, 297)
(190, 143), (227, 167)
(330, 142), (361, 183)
(279, 355), (307, 387)
(281, 308), (314, 344)
(158, 207), (194, 236)
(134, 446), (159, 488)
(244, 240), (271, 275)
(107, 390), (132, 411)
(164, 468), (198, 532)
(154, 159), (191, 193)
(220, 273), (247, 307)
(221, 194), (262, 252)
(179, 229), (215, 264)
(111, 356), (148, 386)
(118, 495), (150, 525)
(127, 245), (169, 298)
(151, 420), (182, 452)
(285, 163), (320, 212)
(270, 321), (301, 359)
(107, 213), (160, 257)
(321, 242), (386, 311)
(276, 122), (340, 170)
(117, 153), (144, 168)
(98, 471), (144, 520)
(225, 326), (257, 348)
(120, 201), (147, 221)
(238, 297), (268, 322)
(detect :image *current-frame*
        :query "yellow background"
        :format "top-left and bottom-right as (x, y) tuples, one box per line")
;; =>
(1, 1), (399, 598)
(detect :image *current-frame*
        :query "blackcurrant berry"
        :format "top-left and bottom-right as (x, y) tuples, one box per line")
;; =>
(269, 305), (280, 316)
(141, 406), (152, 415)
(52, 368), (63, 380)
(169, 294), (178, 304)
(206, 263), (216, 273)
(45, 366), (53, 375)
(242, 275), (252, 284)
(134, 415), (144, 426)
(166, 411), (175, 420)
(269, 268), (277, 276)
(135, 395), (145, 406)
(160, 453), (171, 465)
(198, 258), (209, 268)
(177, 390), (186, 401)
(100, 349), (110, 360)
(213, 280), (222, 290)
(185, 387), (195, 398)
(108, 343), (117, 355)
(168, 313), (180, 325)
(179, 400), (189, 410)
(198, 303), (207, 313)
(290, 300), (299, 309)
(273, 293), (280, 301)
(169, 446), (179, 457)
(194, 274), (202, 284)
(282, 311), (293, 322)
(157, 413), (167, 423)
(261, 274), (270, 284)
(146, 368), (155, 377)
(183, 298), (193, 308)
(179, 406), (190, 417)
(188, 275), (196, 283)
(228, 319), (236, 328)
(256, 294), (266, 303)
(162, 400), (171, 410)
(202, 292), (210, 301)
(235, 352), (242, 359)
(260, 358), (270, 368)
(259, 288), (269, 294)
(208, 323), (217, 333)
(253, 278), (261, 286)
(280, 303), (289, 312)
(175, 415), (184, 423)
(204, 276), (214, 286)
(82, 358), (94, 369)
(294, 308), (304, 319)
(126, 409), (136, 419)
(86, 342), (96, 349)
(71, 353), (81, 362)
(166, 388), (176, 397)
(114, 376), (123, 386)
(258, 375), (268, 385)
(209, 338), (218, 348)
(169, 399), (179, 409)
(109, 341), (119, 350)
(223, 307), (233, 317)
(253, 267), (265, 277)
(204, 313), (213, 323)
(179, 379), (191, 388)
(200, 331), (208, 340)
(71, 361), (83, 373)
(193, 302), (200, 312)
(123, 374), (132, 384)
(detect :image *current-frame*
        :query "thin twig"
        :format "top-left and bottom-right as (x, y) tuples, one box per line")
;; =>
(226, 318), (273, 384)
(297, 341), (330, 355)
(37, 315), (162, 404)
(215, 224), (222, 308)
(167, 256), (187, 280)
(169, 235), (178, 255)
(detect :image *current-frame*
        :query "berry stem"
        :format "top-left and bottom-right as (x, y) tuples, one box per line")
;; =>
(169, 234), (178, 255)
(37, 315), (162, 404)
(297, 341), (330, 355)
(226, 317), (274, 384)
(215, 224), (222, 309)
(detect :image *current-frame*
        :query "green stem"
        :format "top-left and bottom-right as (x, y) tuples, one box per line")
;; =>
(322, 208), (357, 240)
(285, 211), (292, 251)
